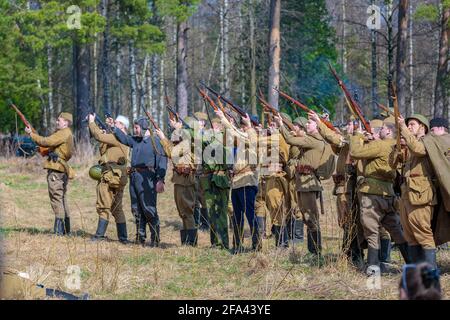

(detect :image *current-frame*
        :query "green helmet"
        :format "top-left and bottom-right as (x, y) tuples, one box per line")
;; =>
(89, 165), (102, 181)
(293, 117), (308, 129)
(183, 116), (196, 128)
(406, 114), (430, 133)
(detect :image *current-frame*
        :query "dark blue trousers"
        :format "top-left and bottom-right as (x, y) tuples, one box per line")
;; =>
(231, 186), (259, 248)
(130, 170), (159, 242)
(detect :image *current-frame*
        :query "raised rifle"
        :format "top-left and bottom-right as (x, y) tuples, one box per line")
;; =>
(274, 87), (338, 132)
(9, 102), (49, 156)
(375, 102), (394, 116)
(256, 93), (296, 131)
(200, 81), (260, 127)
(391, 84), (401, 153)
(166, 105), (192, 130)
(328, 61), (372, 134)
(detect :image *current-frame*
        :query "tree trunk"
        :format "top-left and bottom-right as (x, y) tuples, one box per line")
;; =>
(387, 0), (394, 108)
(370, 1), (378, 118)
(434, 3), (450, 118)
(47, 45), (54, 131)
(396, 0), (409, 116)
(151, 55), (159, 119)
(409, 1), (414, 115)
(176, 21), (189, 118)
(101, 0), (111, 116)
(129, 41), (138, 120)
(249, 0), (257, 116)
(159, 56), (165, 129)
(139, 54), (149, 113)
(74, 42), (91, 144)
(267, 0), (281, 110)
(114, 43), (122, 117)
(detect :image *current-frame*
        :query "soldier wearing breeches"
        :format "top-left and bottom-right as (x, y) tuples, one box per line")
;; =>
(398, 114), (437, 267)
(114, 118), (167, 247)
(156, 117), (198, 246)
(276, 115), (328, 255)
(26, 112), (74, 236)
(88, 114), (130, 243)
(349, 119), (411, 274)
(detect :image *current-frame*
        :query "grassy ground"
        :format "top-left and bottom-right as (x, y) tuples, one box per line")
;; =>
(0, 156), (448, 300)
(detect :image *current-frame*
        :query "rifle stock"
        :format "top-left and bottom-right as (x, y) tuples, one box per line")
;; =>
(200, 81), (259, 126)
(256, 95), (295, 131)
(328, 62), (372, 134)
(10, 103), (49, 156)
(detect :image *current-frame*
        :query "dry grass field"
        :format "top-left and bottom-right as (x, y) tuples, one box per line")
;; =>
(0, 155), (449, 300)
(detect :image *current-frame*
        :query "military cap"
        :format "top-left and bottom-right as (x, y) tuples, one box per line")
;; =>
(406, 114), (430, 132)
(370, 119), (384, 129)
(293, 117), (308, 129)
(380, 107), (394, 119)
(211, 117), (222, 125)
(430, 117), (449, 129)
(279, 112), (292, 122)
(134, 117), (150, 131)
(383, 115), (396, 126)
(58, 112), (73, 124)
(194, 112), (208, 121)
(183, 116), (196, 128)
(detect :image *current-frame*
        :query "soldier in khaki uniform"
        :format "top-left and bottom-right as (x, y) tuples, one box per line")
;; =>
(285, 117), (306, 244)
(275, 114), (327, 255)
(309, 111), (364, 266)
(349, 119), (411, 275)
(193, 112), (210, 231)
(88, 114), (130, 243)
(398, 114), (437, 267)
(257, 117), (291, 248)
(156, 117), (198, 246)
(25, 112), (74, 235)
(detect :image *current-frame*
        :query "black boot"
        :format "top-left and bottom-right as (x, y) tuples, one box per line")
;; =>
(53, 218), (65, 236)
(64, 217), (71, 235)
(292, 219), (304, 244)
(409, 245), (425, 263)
(379, 239), (391, 263)
(307, 230), (321, 255)
(180, 230), (188, 245)
(135, 216), (147, 245)
(199, 208), (209, 231)
(252, 217), (265, 251)
(366, 247), (380, 276)
(149, 223), (160, 247)
(424, 249), (437, 269)
(232, 220), (244, 254)
(116, 223), (129, 244)
(194, 206), (201, 228)
(187, 229), (198, 247)
(91, 218), (109, 241)
(273, 225), (288, 248)
(398, 242), (412, 264)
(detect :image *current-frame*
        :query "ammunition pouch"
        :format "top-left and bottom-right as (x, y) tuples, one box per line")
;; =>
(406, 176), (434, 206)
(102, 163), (127, 189)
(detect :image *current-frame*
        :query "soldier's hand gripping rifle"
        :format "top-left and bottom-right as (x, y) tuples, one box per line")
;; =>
(274, 87), (339, 132)
(196, 86), (234, 122)
(200, 81), (260, 127)
(9, 102), (49, 156)
(328, 62), (372, 134)
(166, 105), (192, 130)
(256, 93), (296, 131)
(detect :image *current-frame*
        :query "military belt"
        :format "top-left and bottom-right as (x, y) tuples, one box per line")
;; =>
(128, 166), (155, 174)
(173, 165), (195, 176)
(296, 164), (316, 175)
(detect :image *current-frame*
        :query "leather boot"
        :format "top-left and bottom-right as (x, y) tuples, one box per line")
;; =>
(116, 223), (129, 244)
(187, 229), (198, 247)
(54, 218), (65, 236)
(409, 245), (425, 263)
(273, 225), (288, 248)
(180, 230), (188, 245)
(292, 219), (304, 244)
(424, 249), (437, 269)
(232, 220), (244, 254)
(91, 218), (109, 241)
(307, 230), (321, 255)
(398, 242), (412, 264)
(149, 223), (160, 247)
(252, 217), (265, 251)
(379, 239), (391, 263)
(199, 208), (209, 231)
(136, 216), (147, 245)
(64, 217), (71, 235)
(366, 247), (380, 276)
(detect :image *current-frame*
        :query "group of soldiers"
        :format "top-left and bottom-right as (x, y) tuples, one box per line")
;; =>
(17, 103), (450, 276)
